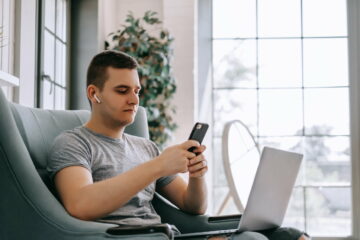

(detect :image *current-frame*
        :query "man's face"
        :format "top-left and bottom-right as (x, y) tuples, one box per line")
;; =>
(96, 67), (141, 127)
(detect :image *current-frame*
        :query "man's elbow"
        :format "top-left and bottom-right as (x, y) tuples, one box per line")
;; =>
(185, 204), (207, 215)
(195, 206), (207, 215)
(65, 202), (94, 221)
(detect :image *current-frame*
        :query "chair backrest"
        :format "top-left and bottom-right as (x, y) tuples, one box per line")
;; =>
(9, 103), (90, 195)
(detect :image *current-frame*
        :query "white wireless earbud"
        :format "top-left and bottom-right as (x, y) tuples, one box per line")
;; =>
(94, 94), (101, 103)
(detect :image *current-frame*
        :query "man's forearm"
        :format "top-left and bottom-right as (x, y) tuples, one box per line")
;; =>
(68, 159), (162, 220)
(182, 177), (207, 214)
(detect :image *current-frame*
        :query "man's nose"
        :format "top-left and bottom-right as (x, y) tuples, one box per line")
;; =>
(128, 92), (139, 105)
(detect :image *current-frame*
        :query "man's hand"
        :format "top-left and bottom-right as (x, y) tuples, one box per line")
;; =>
(154, 140), (200, 177)
(188, 145), (208, 178)
(156, 143), (208, 214)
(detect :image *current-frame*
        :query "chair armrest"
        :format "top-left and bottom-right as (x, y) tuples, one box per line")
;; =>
(106, 223), (173, 238)
(152, 193), (241, 234)
(208, 214), (242, 223)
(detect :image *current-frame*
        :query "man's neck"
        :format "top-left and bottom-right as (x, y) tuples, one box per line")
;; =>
(85, 117), (125, 139)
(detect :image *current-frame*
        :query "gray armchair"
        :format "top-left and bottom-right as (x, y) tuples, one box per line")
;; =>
(0, 88), (240, 239)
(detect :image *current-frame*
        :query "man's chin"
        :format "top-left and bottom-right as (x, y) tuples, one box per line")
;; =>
(118, 117), (135, 127)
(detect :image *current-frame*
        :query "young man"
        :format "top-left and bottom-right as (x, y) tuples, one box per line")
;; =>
(47, 50), (309, 240)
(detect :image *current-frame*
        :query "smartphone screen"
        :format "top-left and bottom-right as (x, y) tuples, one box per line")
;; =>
(188, 122), (209, 153)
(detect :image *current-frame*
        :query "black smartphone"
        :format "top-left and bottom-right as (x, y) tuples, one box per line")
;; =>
(188, 122), (209, 153)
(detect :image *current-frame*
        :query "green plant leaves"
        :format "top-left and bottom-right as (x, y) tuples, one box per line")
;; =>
(105, 11), (177, 149)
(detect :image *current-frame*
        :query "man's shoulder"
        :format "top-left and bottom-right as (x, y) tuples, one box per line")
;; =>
(123, 133), (151, 144)
(52, 126), (89, 148)
(123, 134), (159, 153)
(47, 127), (92, 178)
(55, 126), (84, 139)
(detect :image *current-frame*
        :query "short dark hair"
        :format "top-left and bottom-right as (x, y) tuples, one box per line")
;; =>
(86, 50), (138, 91)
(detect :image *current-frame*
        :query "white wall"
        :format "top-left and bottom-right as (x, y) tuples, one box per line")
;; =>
(0, 0), (16, 101)
(163, 0), (197, 145)
(14, 0), (37, 107)
(98, 0), (119, 51)
(99, 0), (163, 52)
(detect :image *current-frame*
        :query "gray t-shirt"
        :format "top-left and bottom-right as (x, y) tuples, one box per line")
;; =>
(47, 126), (176, 226)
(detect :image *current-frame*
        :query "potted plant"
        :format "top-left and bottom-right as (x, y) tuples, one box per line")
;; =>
(105, 11), (177, 149)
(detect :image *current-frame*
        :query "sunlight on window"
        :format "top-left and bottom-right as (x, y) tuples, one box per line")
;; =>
(212, 0), (351, 236)
(304, 88), (349, 135)
(213, 0), (256, 38)
(258, 39), (302, 87)
(259, 89), (303, 136)
(258, 0), (301, 37)
(303, 0), (347, 37)
(214, 89), (257, 137)
(303, 38), (349, 87)
(213, 40), (257, 88)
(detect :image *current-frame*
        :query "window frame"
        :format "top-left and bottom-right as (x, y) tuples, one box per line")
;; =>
(208, 0), (360, 239)
(0, 0), (19, 99)
(37, 0), (69, 109)
(348, 0), (360, 239)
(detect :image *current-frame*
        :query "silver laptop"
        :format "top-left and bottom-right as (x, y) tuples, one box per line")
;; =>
(175, 147), (303, 238)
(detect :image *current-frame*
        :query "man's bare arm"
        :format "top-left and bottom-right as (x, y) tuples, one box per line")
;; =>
(55, 161), (162, 220)
(55, 140), (199, 221)
(157, 175), (207, 214)
(157, 145), (208, 215)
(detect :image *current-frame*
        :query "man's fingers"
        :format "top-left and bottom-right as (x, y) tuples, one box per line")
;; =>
(193, 145), (206, 154)
(189, 155), (205, 165)
(184, 150), (196, 159)
(188, 160), (207, 172)
(181, 140), (200, 151)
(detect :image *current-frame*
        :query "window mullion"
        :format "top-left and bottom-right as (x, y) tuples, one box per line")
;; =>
(53, 0), (57, 110)
(348, 0), (360, 238)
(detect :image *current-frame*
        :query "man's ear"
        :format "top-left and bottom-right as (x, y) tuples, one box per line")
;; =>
(87, 85), (100, 105)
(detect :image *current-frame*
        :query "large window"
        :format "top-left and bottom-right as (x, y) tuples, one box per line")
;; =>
(38, 0), (68, 110)
(0, 0), (17, 99)
(212, 0), (351, 237)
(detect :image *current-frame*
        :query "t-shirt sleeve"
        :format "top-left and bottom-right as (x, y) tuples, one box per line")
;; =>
(146, 140), (177, 189)
(47, 132), (92, 181)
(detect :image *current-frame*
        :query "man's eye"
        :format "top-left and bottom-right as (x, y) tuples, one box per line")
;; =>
(116, 90), (127, 94)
